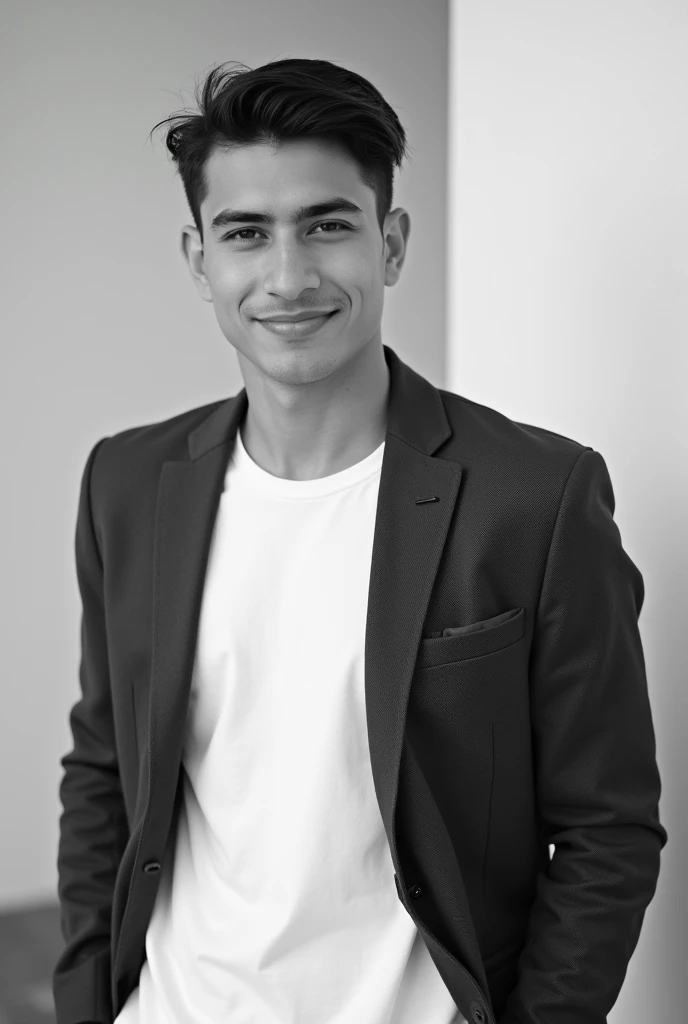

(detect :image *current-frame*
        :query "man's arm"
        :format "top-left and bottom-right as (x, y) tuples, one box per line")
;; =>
(53, 436), (128, 1024)
(499, 448), (668, 1024)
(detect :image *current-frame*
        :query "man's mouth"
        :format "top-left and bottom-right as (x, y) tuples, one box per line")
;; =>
(256, 310), (339, 336)
(259, 310), (337, 323)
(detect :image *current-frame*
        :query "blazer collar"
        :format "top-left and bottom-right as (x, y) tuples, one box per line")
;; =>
(187, 344), (453, 461)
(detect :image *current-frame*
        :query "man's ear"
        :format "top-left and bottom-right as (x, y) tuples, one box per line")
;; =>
(181, 224), (213, 302)
(383, 207), (411, 287)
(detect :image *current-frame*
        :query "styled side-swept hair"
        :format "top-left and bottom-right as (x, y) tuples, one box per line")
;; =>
(149, 58), (411, 240)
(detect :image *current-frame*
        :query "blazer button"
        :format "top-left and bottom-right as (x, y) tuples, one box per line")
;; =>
(142, 860), (161, 873)
(408, 884), (422, 899)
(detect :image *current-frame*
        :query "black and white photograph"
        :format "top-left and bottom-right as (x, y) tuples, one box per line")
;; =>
(1, 2), (684, 1023)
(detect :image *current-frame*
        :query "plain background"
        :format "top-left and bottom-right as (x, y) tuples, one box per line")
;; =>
(1, 1), (685, 1021)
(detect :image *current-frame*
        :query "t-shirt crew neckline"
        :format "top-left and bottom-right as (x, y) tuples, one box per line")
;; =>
(229, 425), (386, 501)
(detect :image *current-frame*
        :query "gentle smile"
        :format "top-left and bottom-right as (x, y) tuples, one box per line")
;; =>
(256, 310), (339, 338)
(259, 310), (337, 322)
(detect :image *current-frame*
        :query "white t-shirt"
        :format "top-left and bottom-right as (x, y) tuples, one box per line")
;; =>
(114, 425), (466, 1024)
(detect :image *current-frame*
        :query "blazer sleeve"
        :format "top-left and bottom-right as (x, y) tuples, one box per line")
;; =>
(499, 448), (668, 1024)
(53, 436), (128, 1024)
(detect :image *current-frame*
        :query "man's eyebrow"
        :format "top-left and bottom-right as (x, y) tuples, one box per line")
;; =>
(210, 197), (365, 230)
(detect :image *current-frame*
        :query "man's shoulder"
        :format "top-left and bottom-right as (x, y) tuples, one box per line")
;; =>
(103, 395), (230, 453)
(87, 394), (233, 504)
(437, 386), (594, 493)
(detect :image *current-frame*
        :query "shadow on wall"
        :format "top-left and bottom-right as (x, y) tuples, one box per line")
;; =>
(0, 903), (61, 1023)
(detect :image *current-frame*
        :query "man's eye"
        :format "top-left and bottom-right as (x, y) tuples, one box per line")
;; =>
(223, 222), (350, 242)
(313, 221), (349, 234)
(225, 229), (261, 241)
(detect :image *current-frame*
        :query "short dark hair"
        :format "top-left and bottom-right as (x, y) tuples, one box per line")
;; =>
(149, 58), (412, 241)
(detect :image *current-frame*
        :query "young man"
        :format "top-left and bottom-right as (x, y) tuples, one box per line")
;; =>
(53, 58), (667, 1024)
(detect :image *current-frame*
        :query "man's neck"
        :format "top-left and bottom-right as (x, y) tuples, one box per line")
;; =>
(238, 342), (390, 481)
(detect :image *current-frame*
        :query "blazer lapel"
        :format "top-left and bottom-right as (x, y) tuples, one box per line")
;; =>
(142, 344), (474, 959)
(363, 352), (488, 989)
(363, 354), (461, 844)
(135, 418), (246, 844)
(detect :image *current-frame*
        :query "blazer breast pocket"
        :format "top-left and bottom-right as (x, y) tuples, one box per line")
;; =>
(415, 607), (525, 670)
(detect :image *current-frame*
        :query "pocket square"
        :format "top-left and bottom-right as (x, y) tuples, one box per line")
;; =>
(427, 607), (521, 639)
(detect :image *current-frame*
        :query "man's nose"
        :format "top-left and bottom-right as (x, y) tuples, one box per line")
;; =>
(262, 238), (320, 296)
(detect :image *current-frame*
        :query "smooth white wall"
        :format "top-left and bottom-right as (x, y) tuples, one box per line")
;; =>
(448, 1), (686, 1020)
(0, 0), (448, 908)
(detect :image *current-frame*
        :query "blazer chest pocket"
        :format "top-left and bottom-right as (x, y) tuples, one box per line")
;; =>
(416, 607), (525, 670)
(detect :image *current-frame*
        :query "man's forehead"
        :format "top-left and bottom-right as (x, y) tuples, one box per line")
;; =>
(202, 143), (372, 221)
(205, 137), (357, 180)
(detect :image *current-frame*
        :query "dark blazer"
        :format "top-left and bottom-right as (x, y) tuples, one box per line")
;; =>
(53, 344), (667, 1024)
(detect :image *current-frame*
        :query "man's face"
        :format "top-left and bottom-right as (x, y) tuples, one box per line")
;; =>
(182, 137), (409, 386)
